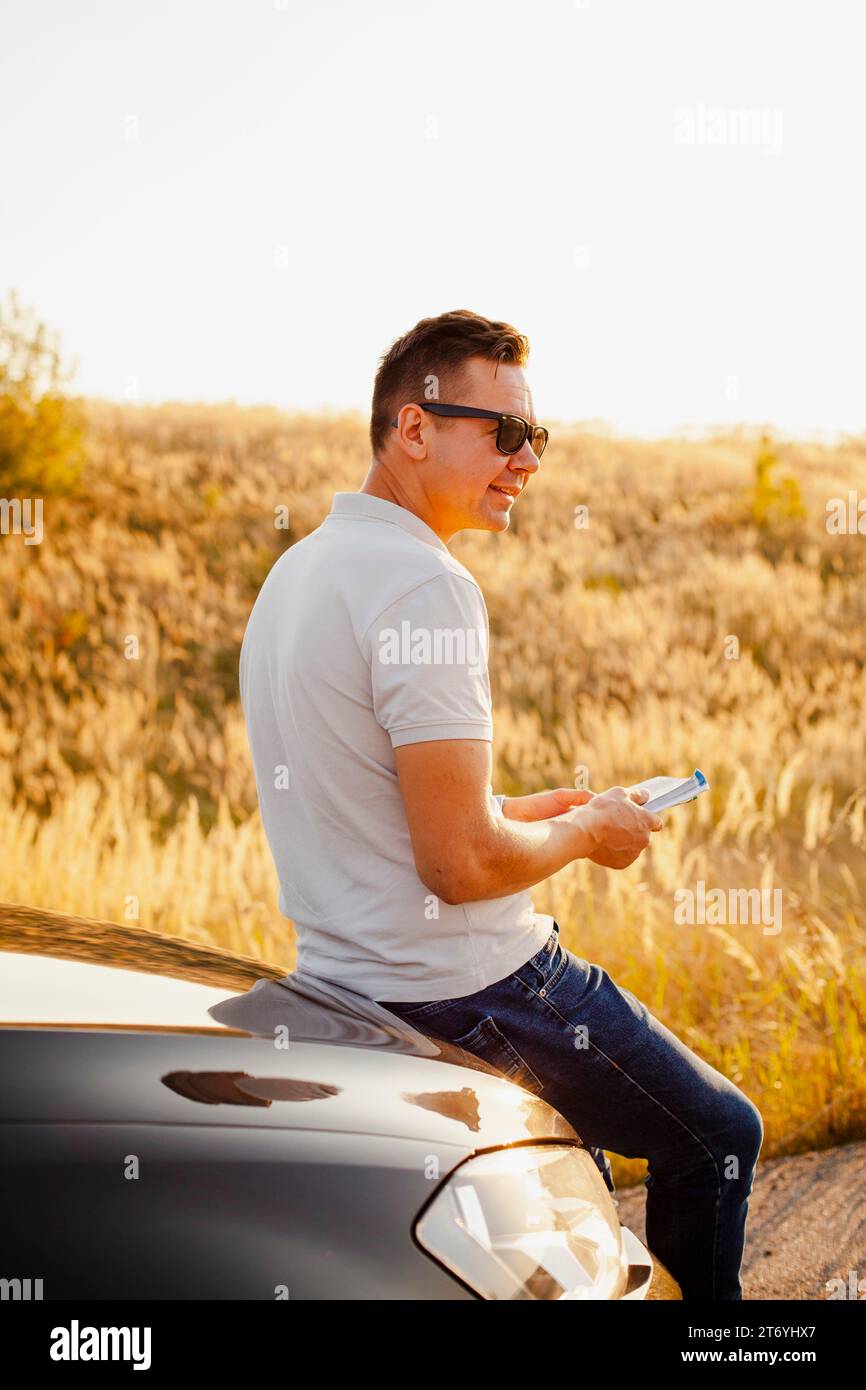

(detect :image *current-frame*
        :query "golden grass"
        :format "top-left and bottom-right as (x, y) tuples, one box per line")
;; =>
(3, 400), (866, 1176)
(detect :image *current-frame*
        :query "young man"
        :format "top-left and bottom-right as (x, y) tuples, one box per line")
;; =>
(239, 308), (763, 1300)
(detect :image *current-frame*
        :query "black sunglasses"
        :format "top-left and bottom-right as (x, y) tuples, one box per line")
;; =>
(390, 402), (549, 459)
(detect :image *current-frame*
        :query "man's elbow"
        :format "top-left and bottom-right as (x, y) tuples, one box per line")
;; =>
(417, 855), (486, 906)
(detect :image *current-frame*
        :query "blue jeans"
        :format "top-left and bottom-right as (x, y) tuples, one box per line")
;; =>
(376, 920), (764, 1300)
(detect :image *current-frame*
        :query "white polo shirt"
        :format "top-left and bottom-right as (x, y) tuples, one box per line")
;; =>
(238, 490), (553, 1002)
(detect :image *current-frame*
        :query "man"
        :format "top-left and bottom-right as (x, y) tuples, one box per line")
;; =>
(239, 308), (763, 1300)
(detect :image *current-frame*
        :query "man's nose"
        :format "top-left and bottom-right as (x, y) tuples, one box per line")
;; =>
(512, 439), (541, 477)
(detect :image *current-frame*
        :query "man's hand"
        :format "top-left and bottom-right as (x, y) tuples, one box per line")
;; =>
(394, 741), (663, 903)
(501, 787), (596, 822)
(393, 740), (603, 903)
(557, 786), (663, 869)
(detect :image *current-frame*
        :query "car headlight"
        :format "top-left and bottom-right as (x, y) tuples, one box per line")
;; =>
(415, 1143), (629, 1300)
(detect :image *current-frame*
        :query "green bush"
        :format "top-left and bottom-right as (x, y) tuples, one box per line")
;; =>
(0, 290), (85, 494)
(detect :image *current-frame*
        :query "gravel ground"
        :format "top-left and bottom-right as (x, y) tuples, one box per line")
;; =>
(614, 1138), (866, 1300)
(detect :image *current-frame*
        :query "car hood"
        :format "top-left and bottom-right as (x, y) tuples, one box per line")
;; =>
(1, 1024), (579, 1152)
(0, 902), (580, 1151)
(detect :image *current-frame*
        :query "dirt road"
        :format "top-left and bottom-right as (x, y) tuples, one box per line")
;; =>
(614, 1138), (866, 1300)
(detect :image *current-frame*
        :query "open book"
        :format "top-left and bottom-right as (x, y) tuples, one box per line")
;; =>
(627, 768), (708, 814)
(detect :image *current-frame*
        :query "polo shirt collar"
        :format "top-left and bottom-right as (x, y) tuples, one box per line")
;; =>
(328, 491), (449, 554)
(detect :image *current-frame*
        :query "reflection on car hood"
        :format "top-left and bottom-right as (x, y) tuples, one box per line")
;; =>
(207, 972), (581, 1146)
(210, 969), (458, 1058)
(0, 901), (581, 1148)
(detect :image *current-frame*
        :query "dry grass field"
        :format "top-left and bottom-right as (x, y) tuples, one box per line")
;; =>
(3, 399), (865, 1179)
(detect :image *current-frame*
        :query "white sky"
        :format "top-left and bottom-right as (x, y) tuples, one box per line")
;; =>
(3, 0), (864, 438)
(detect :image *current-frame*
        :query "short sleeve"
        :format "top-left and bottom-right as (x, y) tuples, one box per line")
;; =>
(365, 572), (493, 748)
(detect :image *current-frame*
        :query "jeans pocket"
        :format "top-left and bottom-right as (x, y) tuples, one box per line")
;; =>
(451, 1014), (546, 1097)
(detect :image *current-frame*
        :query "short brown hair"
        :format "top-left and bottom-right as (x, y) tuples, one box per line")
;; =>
(369, 308), (530, 458)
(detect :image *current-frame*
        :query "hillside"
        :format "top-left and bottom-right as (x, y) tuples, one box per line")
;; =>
(2, 400), (865, 1167)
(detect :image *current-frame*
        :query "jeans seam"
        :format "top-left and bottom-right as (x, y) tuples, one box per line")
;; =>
(544, 951), (569, 992)
(521, 945), (568, 995)
(515, 972), (724, 1293)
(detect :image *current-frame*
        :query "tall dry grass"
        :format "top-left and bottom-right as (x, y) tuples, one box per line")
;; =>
(2, 400), (866, 1173)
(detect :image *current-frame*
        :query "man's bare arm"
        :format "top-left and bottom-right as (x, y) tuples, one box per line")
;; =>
(394, 739), (662, 904)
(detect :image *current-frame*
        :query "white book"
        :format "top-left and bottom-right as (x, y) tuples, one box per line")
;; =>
(627, 768), (709, 814)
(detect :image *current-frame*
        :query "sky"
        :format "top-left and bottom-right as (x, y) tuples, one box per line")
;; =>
(2, 0), (864, 439)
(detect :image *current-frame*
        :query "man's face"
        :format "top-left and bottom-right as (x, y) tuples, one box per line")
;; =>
(409, 356), (542, 540)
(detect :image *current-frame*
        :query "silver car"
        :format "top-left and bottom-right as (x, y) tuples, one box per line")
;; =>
(0, 901), (680, 1301)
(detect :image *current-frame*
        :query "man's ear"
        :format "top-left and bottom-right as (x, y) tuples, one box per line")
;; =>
(392, 403), (430, 459)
